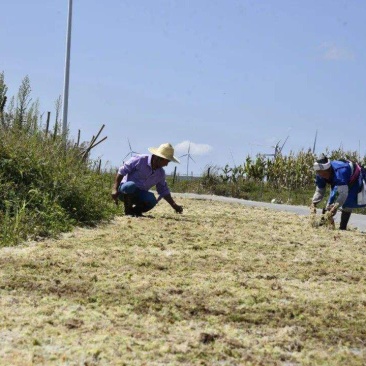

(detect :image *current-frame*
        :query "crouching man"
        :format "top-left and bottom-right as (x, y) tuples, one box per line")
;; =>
(111, 143), (183, 217)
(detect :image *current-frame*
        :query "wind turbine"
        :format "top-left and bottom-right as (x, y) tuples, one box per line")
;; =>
(179, 141), (196, 177)
(122, 138), (139, 162)
(312, 130), (318, 154)
(264, 136), (289, 158)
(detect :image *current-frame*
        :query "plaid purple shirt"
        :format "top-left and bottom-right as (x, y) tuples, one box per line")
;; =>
(118, 154), (170, 198)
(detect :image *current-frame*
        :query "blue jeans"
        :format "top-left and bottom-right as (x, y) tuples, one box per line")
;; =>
(118, 181), (157, 212)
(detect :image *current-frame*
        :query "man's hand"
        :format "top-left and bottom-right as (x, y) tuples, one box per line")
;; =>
(112, 174), (124, 206)
(163, 194), (183, 214)
(173, 203), (183, 214)
(111, 190), (119, 205)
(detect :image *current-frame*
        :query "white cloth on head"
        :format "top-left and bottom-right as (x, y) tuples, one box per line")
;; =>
(313, 160), (331, 171)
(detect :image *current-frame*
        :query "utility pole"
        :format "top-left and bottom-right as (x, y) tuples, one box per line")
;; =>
(62, 0), (73, 140)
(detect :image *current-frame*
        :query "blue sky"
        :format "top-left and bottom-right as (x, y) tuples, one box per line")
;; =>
(1, 0), (365, 175)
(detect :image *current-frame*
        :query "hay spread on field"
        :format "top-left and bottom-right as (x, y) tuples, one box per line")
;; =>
(1, 197), (366, 365)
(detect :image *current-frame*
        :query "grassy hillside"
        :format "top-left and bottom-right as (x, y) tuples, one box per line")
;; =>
(1, 197), (365, 365)
(0, 73), (118, 246)
(0, 128), (118, 246)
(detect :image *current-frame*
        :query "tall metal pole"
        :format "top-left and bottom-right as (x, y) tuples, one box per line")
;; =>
(62, 0), (73, 139)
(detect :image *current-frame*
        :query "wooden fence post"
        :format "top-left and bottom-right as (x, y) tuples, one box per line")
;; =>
(173, 166), (177, 184)
(0, 96), (7, 127)
(45, 111), (51, 137)
(0, 96), (7, 113)
(76, 129), (80, 147)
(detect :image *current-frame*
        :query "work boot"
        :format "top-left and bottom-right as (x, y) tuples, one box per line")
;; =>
(131, 202), (146, 217)
(339, 211), (351, 230)
(123, 194), (135, 216)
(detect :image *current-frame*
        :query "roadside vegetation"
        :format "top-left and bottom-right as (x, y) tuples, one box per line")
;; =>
(0, 72), (118, 247)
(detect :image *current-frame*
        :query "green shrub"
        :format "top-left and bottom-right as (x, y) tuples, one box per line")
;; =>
(0, 73), (118, 246)
(0, 129), (118, 246)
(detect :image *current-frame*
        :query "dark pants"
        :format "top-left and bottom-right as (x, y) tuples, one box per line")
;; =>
(118, 181), (157, 212)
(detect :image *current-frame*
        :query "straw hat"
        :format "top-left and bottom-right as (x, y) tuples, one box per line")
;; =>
(148, 143), (180, 163)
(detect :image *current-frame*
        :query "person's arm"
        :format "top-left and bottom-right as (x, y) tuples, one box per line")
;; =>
(312, 174), (327, 206)
(155, 172), (182, 213)
(312, 186), (325, 206)
(111, 157), (140, 204)
(111, 173), (124, 205)
(326, 185), (348, 216)
(163, 193), (183, 214)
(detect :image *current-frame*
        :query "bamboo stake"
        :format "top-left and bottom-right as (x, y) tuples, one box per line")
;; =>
(0, 96), (6, 112)
(89, 136), (107, 150)
(45, 111), (51, 137)
(81, 136), (108, 160)
(173, 166), (177, 184)
(0, 96), (7, 127)
(90, 124), (105, 147)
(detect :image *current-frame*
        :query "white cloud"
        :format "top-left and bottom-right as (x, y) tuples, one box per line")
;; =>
(174, 140), (213, 156)
(319, 43), (354, 61)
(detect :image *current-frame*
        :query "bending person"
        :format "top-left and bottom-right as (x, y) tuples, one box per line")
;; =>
(311, 155), (366, 230)
(112, 143), (183, 216)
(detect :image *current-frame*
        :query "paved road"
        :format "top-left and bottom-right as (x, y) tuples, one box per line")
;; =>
(173, 192), (366, 232)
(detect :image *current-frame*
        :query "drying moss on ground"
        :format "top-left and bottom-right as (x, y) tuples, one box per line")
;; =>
(1, 197), (366, 365)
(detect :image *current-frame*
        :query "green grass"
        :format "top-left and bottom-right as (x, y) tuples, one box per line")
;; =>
(1, 73), (121, 246)
(0, 129), (119, 246)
